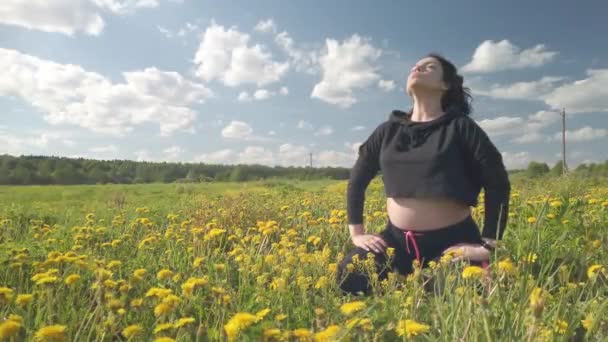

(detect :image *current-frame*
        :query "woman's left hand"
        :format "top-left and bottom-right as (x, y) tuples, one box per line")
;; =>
(442, 243), (490, 262)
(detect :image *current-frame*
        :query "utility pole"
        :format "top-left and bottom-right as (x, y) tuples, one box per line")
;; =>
(561, 108), (568, 175)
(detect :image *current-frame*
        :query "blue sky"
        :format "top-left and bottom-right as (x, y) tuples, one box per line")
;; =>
(1, 0), (607, 170)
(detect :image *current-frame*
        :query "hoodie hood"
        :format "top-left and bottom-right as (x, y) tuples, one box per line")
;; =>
(388, 106), (462, 151)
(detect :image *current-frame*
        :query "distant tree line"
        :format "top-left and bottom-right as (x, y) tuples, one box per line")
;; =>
(0, 154), (352, 185)
(0, 154), (606, 185)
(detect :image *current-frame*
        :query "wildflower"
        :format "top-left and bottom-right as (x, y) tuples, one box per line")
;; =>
(315, 276), (329, 289)
(15, 294), (34, 306)
(524, 253), (538, 264)
(224, 312), (260, 341)
(0, 287), (14, 304)
(174, 317), (195, 328)
(587, 264), (605, 279)
(527, 217), (537, 224)
(581, 313), (594, 330)
(339, 300), (366, 315)
(462, 266), (484, 279)
(497, 259), (517, 276)
(154, 323), (174, 334)
(314, 325), (340, 342)
(256, 308), (271, 320)
(122, 325), (144, 339)
(395, 319), (430, 337)
(529, 287), (550, 316)
(157, 269), (174, 281)
(154, 337), (175, 342)
(292, 328), (311, 339)
(0, 320), (21, 339)
(65, 274), (80, 286)
(34, 324), (67, 341)
(554, 319), (568, 335)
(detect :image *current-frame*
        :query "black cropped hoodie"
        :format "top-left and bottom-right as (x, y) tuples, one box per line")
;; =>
(346, 106), (511, 240)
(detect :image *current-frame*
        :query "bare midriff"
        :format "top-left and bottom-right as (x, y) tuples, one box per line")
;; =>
(387, 197), (471, 231)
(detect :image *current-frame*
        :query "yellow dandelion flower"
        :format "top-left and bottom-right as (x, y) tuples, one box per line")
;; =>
(15, 293), (34, 306)
(524, 253), (538, 263)
(174, 317), (195, 328)
(314, 325), (340, 342)
(527, 217), (537, 224)
(0, 287), (14, 304)
(133, 269), (147, 279)
(591, 239), (601, 249)
(395, 319), (430, 337)
(130, 298), (144, 308)
(154, 302), (175, 317)
(587, 264), (605, 279)
(497, 259), (517, 276)
(581, 314), (594, 330)
(263, 328), (281, 340)
(275, 314), (288, 321)
(224, 312), (260, 341)
(554, 319), (568, 335)
(462, 265), (484, 279)
(0, 320), (21, 339)
(153, 323), (174, 334)
(314, 276), (329, 289)
(339, 300), (366, 315)
(529, 287), (550, 316)
(122, 325), (144, 339)
(153, 338), (175, 342)
(34, 324), (67, 341)
(255, 308), (271, 320)
(193, 257), (205, 268)
(292, 328), (311, 339)
(35, 276), (58, 286)
(157, 269), (174, 281)
(64, 274), (80, 286)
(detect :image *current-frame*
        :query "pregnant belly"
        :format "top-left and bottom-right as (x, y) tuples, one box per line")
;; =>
(386, 197), (472, 231)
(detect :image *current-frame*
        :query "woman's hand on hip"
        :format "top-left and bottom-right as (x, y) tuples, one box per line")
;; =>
(351, 234), (388, 253)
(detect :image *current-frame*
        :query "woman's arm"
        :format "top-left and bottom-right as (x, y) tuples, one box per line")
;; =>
(458, 117), (511, 240)
(346, 122), (386, 228)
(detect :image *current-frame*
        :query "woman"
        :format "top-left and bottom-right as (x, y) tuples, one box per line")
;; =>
(337, 53), (511, 296)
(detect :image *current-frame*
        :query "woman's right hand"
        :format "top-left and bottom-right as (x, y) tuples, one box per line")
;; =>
(351, 234), (388, 253)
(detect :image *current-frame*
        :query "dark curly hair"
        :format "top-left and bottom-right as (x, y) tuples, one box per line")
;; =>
(425, 52), (473, 115)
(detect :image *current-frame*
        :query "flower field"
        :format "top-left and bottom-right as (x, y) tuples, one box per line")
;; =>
(0, 177), (607, 341)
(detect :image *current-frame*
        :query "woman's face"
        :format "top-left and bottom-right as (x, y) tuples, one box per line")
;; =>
(406, 57), (447, 96)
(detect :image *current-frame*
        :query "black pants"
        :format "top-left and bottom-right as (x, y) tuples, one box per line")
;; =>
(336, 214), (484, 296)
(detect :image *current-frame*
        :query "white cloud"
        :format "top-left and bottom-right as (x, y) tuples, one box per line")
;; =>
(89, 144), (118, 154)
(157, 21), (199, 39)
(351, 125), (366, 131)
(274, 31), (318, 74)
(194, 143), (358, 168)
(542, 69), (608, 113)
(134, 149), (153, 161)
(157, 25), (173, 38)
(470, 76), (565, 100)
(0, 48), (212, 136)
(194, 20), (289, 87)
(461, 39), (558, 73)
(311, 34), (382, 108)
(313, 125), (333, 136)
(296, 120), (313, 130)
(551, 126), (608, 142)
(378, 79), (395, 91)
(0, 0), (160, 36)
(0, 129), (69, 155)
(268, 130), (276, 136)
(220, 120), (273, 142)
(195, 148), (237, 165)
(477, 116), (525, 136)
(221, 120), (253, 139)
(253, 89), (274, 100)
(163, 145), (183, 160)
(254, 18), (276, 34)
(237, 91), (251, 102)
(501, 151), (531, 170)
(279, 86), (289, 95)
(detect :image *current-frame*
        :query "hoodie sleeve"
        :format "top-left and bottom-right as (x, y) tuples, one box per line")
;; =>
(458, 117), (511, 240)
(346, 122), (387, 225)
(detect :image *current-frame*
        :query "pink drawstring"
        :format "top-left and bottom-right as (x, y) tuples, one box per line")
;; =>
(404, 231), (422, 266)
(403, 229), (491, 270)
